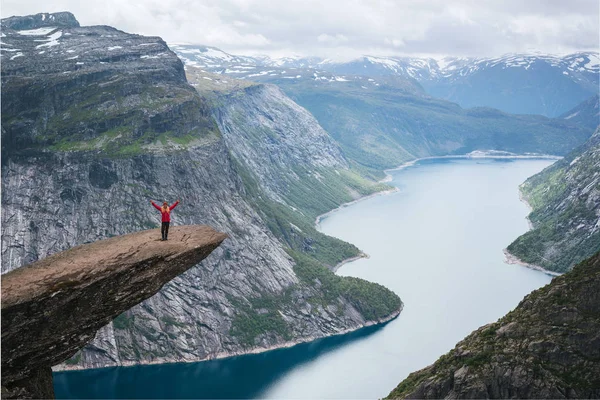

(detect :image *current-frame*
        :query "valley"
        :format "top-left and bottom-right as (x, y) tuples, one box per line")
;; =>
(54, 158), (555, 398)
(1, 9), (599, 400)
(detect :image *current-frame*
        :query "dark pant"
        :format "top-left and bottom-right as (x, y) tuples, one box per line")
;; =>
(161, 222), (170, 240)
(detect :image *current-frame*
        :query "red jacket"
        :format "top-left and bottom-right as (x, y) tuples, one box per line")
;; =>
(152, 201), (179, 222)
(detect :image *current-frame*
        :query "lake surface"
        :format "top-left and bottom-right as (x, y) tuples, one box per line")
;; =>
(54, 158), (554, 399)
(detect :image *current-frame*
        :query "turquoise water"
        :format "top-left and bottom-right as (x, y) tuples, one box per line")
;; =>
(54, 158), (554, 399)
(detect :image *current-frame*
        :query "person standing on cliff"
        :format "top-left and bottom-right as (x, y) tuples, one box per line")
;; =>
(151, 200), (180, 241)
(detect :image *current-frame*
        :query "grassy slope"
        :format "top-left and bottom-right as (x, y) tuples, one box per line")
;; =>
(227, 144), (401, 346)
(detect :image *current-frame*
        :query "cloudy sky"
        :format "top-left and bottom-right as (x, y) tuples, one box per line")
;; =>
(2, 0), (599, 60)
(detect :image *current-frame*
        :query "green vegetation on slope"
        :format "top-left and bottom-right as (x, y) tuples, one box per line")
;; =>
(227, 250), (402, 347)
(387, 251), (600, 399)
(278, 78), (592, 170)
(3, 69), (219, 160)
(227, 152), (402, 347)
(507, 129), (600, 273)
(291, 251), (402, 321)
(186, 75), (404, 346)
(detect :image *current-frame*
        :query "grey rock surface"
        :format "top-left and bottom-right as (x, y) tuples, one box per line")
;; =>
(507, 127), (600, 272)
(1, 13), (401, 371)
(1, 225), (226, 399)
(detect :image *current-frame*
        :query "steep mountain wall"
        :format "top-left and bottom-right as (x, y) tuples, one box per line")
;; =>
(559, 95), (599, 132)
(507, 127), (600, 273)
(187, 68), (390, 266)
(1, 13), (401, 370)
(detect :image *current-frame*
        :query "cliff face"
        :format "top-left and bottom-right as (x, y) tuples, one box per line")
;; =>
(507, 127), (600, 273)
(187, 68), (390, 266)
(1, 226), (226, 399)
(1, 13), (401, 370)
(387, 251), (600, 399)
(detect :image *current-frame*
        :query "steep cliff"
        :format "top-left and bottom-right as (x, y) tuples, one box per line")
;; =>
(1, 13), (401, 370)
(187, 68), (389, 267)
(387, 251), (600, 399)
(507, 127), (600, 273)
(1, 226), (226, 399)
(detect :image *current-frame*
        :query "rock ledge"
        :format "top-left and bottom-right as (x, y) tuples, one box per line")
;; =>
(1, 225), (226, 399)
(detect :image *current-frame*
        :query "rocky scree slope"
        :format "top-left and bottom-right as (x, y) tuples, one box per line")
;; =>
(1, 226), (226, 399)
(507, 127), (600, 273)
(1, 13), (401, 370)
(387, 251), (600, 399)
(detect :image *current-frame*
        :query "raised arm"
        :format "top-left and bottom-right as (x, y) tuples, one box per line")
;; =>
(151, 201), (161, 211)
(170, 200), (180, 211)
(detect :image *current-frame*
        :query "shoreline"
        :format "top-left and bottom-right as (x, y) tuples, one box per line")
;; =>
(503, 184), (562, 277)
(331, 252), (370, 273)
(503, 248), (561, 277)
(316, 152), (561, 274)
(518, 186), (534, 230)
(53, 306), (402, 374)
(382, 153), (561, 183)
(314, 188), (399, 228)
(57, 153), (560, 375)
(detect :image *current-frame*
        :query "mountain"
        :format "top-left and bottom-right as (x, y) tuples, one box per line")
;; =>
(170, 45), (599, 117)
(386, 251), (600, 399)
(328, 53), (599, 117)
(1, 13), (401, 370)
(507, 127), (600, 273)
(559, 95), (599, 132)
(173, 46), (593, 172)
(275, 78), (591, 171)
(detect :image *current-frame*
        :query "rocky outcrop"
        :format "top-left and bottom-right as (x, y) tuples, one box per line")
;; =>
(386, 251), (600, 399)
(507, 127), (600, 273)
(1, 13), (401, 371)
(1, 226), (226, 399)
(1, 11), (79, 30)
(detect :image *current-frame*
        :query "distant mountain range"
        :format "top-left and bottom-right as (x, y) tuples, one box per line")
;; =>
(171, 44), (599, 117)
(173, 44), (593, 171)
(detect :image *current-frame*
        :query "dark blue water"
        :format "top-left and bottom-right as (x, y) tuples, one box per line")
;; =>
(54, 158), (554, 399)
(54, 324), (388, 399)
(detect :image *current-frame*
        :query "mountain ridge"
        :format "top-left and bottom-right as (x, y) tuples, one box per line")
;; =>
(171, 44), (598, 117)
(507, 127), (600, 273)
(1, 12), (402, 372)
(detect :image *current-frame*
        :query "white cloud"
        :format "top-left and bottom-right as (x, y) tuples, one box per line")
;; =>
(1, 0), (598, 59)
(384, 38), (405, 48)
(317, 33), (348, 45)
